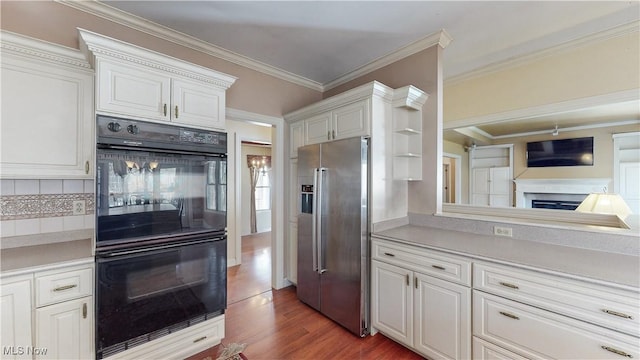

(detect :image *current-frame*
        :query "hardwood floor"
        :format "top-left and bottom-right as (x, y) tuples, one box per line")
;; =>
(186, 232), (424, 360)
(227, 232), (272, 304)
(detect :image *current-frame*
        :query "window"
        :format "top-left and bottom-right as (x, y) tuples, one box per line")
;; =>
(255, 170), (271, 211)
(206, 159), (227, 211)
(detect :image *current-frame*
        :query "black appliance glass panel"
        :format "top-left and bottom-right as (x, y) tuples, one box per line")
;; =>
(96, 149), (227, 245)
(96, 239), (226, 358)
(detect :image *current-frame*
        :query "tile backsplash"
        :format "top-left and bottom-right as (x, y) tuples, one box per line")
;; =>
(1, 179), (94, 237)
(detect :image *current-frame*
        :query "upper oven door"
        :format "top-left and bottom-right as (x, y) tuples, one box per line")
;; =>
(96, 147), (227, 246)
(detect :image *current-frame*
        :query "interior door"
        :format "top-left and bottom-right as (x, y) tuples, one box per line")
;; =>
(319, 136), (368, 336)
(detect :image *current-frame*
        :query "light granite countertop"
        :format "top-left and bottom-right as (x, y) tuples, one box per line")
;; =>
(373, 225), (640, 290)
(1, 238), (93, 274)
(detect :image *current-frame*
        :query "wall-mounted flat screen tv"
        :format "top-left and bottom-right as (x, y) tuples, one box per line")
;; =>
(526, 137), (594, 167)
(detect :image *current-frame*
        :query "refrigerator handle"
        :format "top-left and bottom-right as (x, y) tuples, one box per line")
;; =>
(318, 167), (327, 274)
(312, 168), (319, 272)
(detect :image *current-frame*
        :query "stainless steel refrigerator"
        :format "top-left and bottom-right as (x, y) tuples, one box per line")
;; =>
(297, 136), (369, 337)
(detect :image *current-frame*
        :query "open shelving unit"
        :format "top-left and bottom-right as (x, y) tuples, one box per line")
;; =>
(392, 86), (428, 181)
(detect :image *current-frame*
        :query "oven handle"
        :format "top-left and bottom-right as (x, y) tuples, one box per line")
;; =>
(100, 237), (224, 258)
(97, 144), (226, 157)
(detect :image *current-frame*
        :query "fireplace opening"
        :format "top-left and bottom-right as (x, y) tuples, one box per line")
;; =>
(531, 199), (583, 210)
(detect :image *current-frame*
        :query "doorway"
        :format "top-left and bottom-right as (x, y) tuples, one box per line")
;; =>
(226, 108), (288, 302)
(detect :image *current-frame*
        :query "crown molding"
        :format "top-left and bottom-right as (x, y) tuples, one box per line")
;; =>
(284, 81), (395, 122)
(445, 20), (640, 86)
(1, 30), (91, 69)
(56, 0), (323, 91)
(226, 108), (283, 125)
(323, 29), (452, 92)
(444, 88), (640, 130)
(78, 28), (237, 89)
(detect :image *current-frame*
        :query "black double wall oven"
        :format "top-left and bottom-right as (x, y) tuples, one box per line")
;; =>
(95, 115), (227, 359)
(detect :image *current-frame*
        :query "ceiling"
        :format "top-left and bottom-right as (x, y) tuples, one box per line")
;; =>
(97, 1), (639, 142)
(104, 1), (638, 85)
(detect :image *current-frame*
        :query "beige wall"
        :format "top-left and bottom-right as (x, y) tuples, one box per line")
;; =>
(0, 1), (322, 117)
(444, 30), (640, 123)
(496, 124), (639, 183)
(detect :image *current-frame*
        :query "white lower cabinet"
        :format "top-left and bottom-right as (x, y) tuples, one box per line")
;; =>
(473, 291), (639, 359)
(35, 298), (93, 360)
(0, 261), (94, 360)
(473, 261), (640, 360)
(371, 237), (471, 360)
(1, 276), (33, 360)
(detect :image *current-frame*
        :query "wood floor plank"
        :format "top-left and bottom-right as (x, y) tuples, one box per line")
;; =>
(185, 232), (424, 359)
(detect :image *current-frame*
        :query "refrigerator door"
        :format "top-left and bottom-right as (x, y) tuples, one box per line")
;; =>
(296, 143), (321, 310)
(319, 136), (369, 336)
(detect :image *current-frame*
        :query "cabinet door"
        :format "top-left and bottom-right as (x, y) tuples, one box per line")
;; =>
(414, 273), (471, 360)
(304, 112), (332, 145)
(35, 297), (93, 360)
(471, 168), (491, 206)
(489, 167), (511, 207)
(172, 78), (225, 130)
(371, 260), (413, 347)
(1, 278), (32, 360)
(1, 56), (94, 178)
(332, 100), (369, 140)
(97, 59), (170, 121)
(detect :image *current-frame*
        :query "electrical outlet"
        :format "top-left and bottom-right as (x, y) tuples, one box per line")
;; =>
(494, 226), (513, 237)
(72, 200), (86, 215)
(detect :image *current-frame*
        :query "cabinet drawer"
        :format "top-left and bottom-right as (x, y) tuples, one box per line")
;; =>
(473, 337), (528, 360)
(474, 262), (640, 337)
(35, 267), (93, 307)
(473, 291), (639, 360)
(372, 238), (471, 286)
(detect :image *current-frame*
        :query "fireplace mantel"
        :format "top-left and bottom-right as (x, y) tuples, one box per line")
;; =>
(514, 178), (611, 208)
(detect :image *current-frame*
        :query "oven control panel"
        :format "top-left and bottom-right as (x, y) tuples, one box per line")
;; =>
(97, 115), (227, 153)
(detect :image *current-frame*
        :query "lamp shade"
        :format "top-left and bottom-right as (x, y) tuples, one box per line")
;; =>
(576, 193), (632, 220)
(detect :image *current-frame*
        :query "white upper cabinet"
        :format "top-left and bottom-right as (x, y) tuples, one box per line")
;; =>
(80, 28), (236, 131)
(1, 31), (94, 179)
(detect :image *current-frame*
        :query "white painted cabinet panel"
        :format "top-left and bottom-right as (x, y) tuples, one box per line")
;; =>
(331, 100), (369, 140)
(619, 162), (640, 214)
(304, 112), (332, 145)
(371, 238), (471, 360)
(0, 277), (33, 360)
(289, 122), (304, 158)
(472, 167), (511, 207)
(474, 291), (639, 360)
(35, 297), (93, 360)
(172, 78), (225, 130)
(97, 59), (171, 122)
(1, 34), (94, 179)
(371, 260), (413, 347)
(414, 273), (471, 360)
(81, 29), (236, 131)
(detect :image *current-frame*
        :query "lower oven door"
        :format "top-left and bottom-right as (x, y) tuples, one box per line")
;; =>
(95, 237), (226, 359)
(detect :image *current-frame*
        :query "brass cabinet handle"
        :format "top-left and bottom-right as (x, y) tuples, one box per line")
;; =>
(327, 131), (331, 140)
(432, 265), (446, 271)
(175, 105), (179, 118)
(163, 103), (167, 116)
(53, 284), (77, 292)
(82, 303), (87, 319)
(332, 130), (336, 139)
(414, 277), (418, 289)
(405, 274), (409, 286)
(499, 311), (520, 320)
(499, 281), (520, 290)
(602, 309), (634, 320)
(601, 346), (633, 358)
(383, 252), (395, 257)
(193, 336), (207, 343)
(85, 161), (90, 174)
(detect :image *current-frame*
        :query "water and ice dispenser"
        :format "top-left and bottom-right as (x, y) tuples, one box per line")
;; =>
(301, 184), (313, 214)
